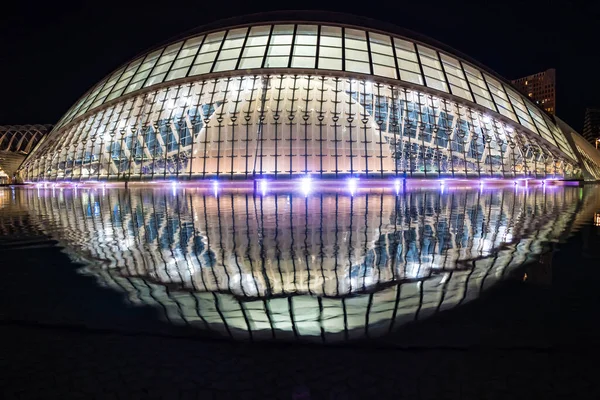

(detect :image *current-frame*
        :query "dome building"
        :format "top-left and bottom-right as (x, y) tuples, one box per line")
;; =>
(20, 13), (584, 182)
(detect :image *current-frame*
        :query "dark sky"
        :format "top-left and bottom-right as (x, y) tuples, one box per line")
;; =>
(1, 0), (598, 131)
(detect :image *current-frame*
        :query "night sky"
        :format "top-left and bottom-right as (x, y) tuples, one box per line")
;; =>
(2, 0), (598, 131)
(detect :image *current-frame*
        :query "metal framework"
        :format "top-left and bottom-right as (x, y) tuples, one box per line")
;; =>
(0, 124), (51, 182)
(20, 21), (579, 182)
(16, 186), (580, 341)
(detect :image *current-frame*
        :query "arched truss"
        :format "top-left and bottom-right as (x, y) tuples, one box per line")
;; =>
(0, 125), (50, 154)
(0, 125), (51, 180)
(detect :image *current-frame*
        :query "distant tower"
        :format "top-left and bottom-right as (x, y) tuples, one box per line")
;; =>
(511, 68), (556, 115)
(582, 107), (600, 147)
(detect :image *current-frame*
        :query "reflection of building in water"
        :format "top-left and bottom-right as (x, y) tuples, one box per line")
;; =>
(20, 187), (580, 341)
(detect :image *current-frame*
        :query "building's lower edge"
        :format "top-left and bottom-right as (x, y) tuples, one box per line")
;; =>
(17, 176), (585, 193)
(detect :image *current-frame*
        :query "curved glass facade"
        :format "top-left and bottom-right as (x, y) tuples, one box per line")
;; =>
(21, 22), (578, 181)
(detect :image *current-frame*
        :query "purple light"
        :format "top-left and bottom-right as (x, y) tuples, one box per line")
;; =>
(347, 178), (358, 196)
(300, 177), (312, 197)
(258, 179), (267, 196)
(394, 179), (401, 195)
(212, 180), (219, 197)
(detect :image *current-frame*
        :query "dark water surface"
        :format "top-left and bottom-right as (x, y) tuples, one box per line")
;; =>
(2, 185), (599, 344)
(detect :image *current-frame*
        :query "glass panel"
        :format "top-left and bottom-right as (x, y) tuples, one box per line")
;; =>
(291, 25), (317, 68)
(291, 56), (316, 68)
(218, 48), (242, 60)
(346, 49), (368, 61)
(264, 25), (293, 68)
(318, 26), (342, 71)
(238, 25), (270, 69)
(346, 60), (370, 74)
(189, 31), (225, 75)
(525, 102), (556, 144)
(439, 53), (473, 101)
(318, 57), (342, 70)
(242, 46), (265, 58)
(295, 24), (317, 45)
(239, 57), (262, 69)
(213, 59), (238, 72)
(293, 45), (317, 57)
(373, 64), (396, 79)
(264, 56), (288, 68)
(504, 87), (538, 133)
(483, 74), (517, 122)
(417, 45), (447, 93)
(462, 63), (496, 112)
(394, 38), (423, 85)
(89, 67), (126, 109)
(267, 46), (290, 57)
(221, 28), (247, 49)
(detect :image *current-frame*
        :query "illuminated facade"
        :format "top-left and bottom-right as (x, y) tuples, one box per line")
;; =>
(555, 117), (600, 180)
(0, 124), (51, 183)
(21, 17), (579, 182)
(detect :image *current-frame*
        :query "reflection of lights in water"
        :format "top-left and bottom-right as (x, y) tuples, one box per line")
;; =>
(439, 272), (450, 284)
(394, 179), (401, 195)
(440, 180), (445, 194)
(479, 238), (493, 255)
(405, 262), (422, 279)
(212, 180), (219, 197)
(229, 273), (262, 297)
(119, 237), (134, 250)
